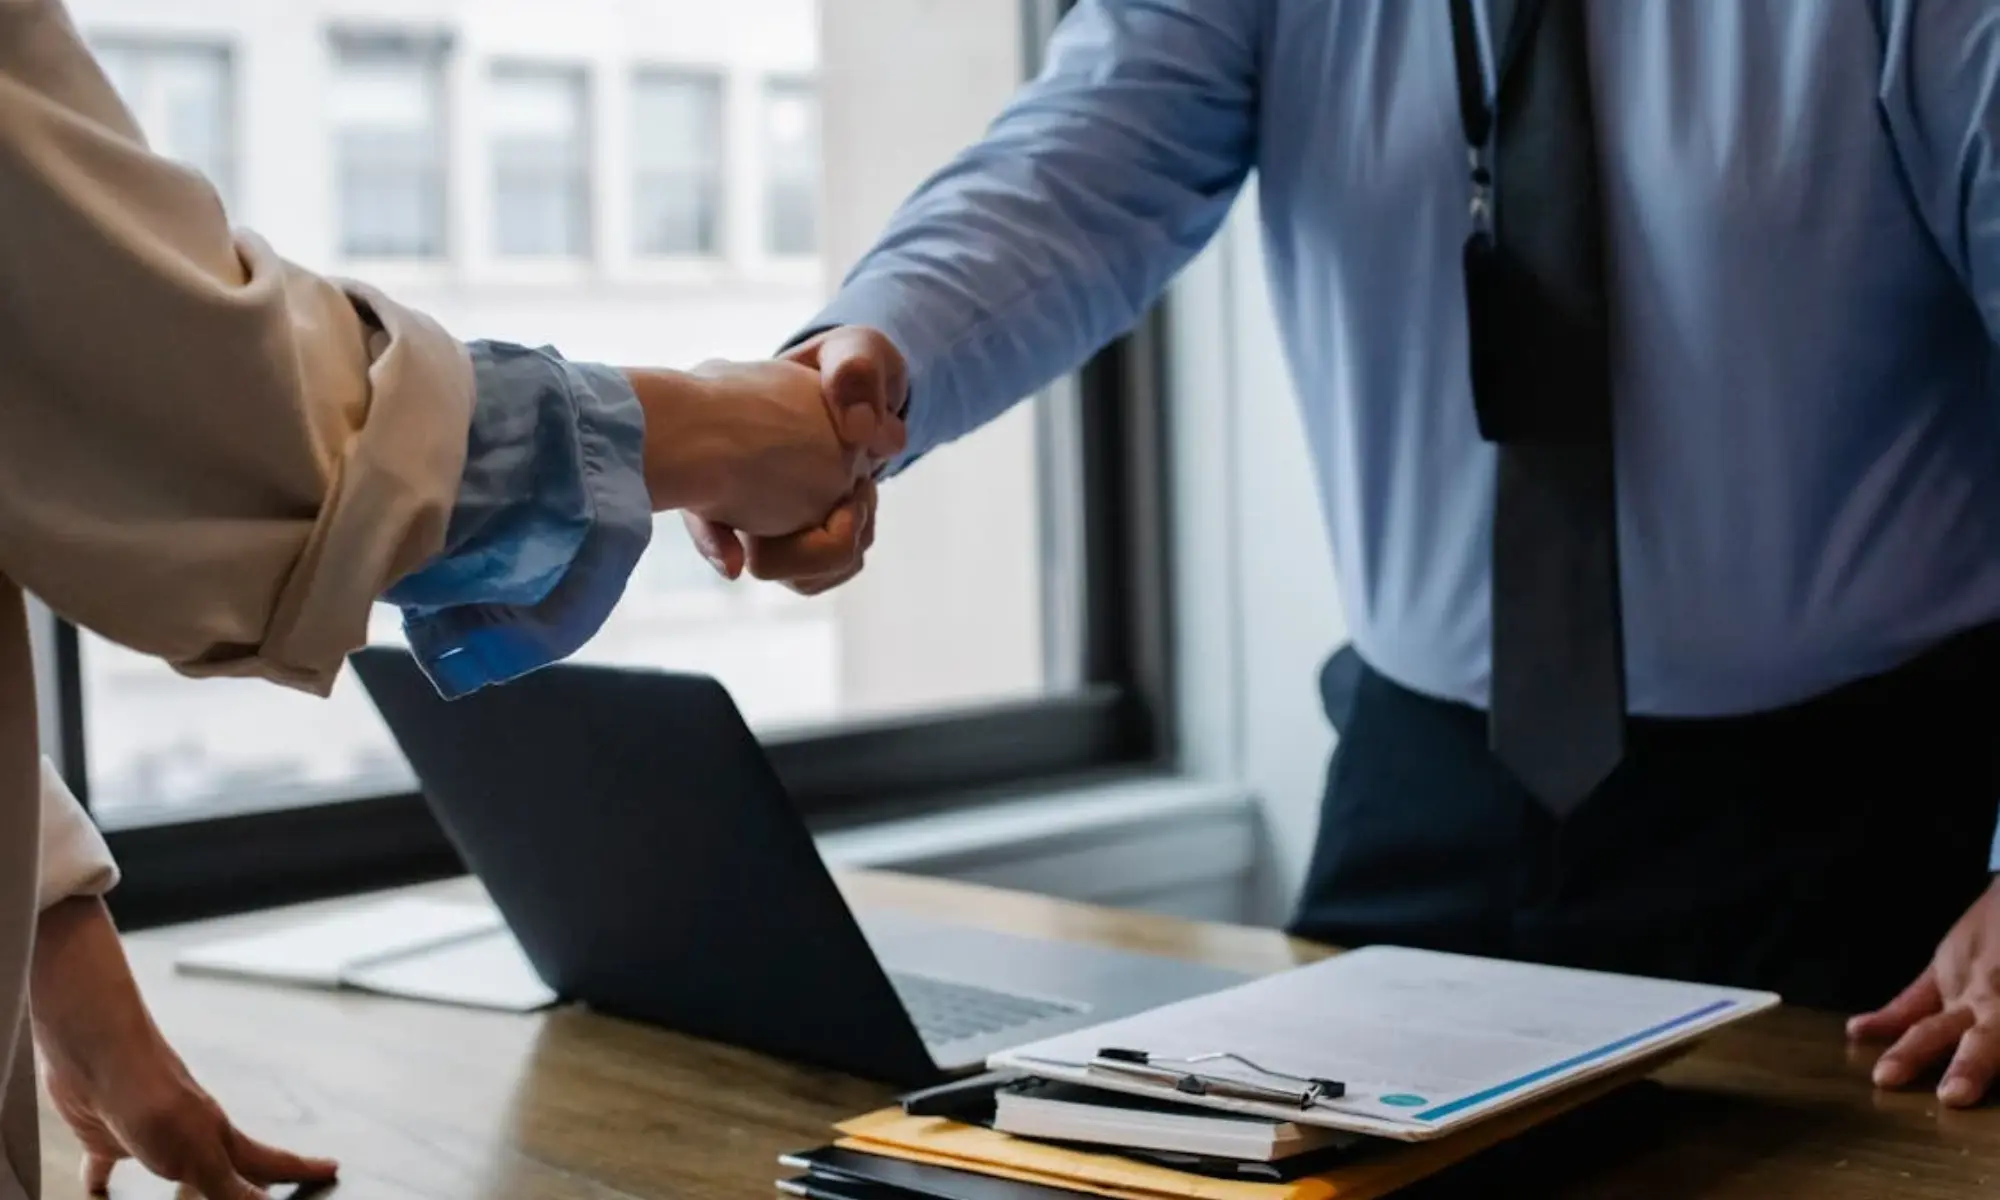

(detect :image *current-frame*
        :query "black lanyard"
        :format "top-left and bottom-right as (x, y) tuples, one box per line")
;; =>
(1448, 0), (1551, 237)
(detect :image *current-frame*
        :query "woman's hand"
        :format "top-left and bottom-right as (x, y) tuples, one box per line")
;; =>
(31, 898), (338, 1197)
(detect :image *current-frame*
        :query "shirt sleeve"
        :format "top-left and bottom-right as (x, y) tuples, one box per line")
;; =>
(1875, 0), (2000, 868)
(1878, 0), (2000, 336)
(383, 343), (652, 699)
(36, 758), (115, 911)
(806, 0), (1264, 474)
(0, 0), (474, 696)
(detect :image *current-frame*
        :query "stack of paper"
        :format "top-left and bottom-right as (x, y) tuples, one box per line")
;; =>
(992, 1079), (1354, 1163)
(824, 1066), (1643, 1200)
(777, 947), (1779, 1199)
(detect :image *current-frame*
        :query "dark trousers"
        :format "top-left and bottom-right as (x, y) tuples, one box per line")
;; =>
(1289, 629), (2000, 1012)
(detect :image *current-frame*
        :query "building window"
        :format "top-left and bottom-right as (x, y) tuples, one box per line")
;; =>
(762, 78), (819, 257)
(490, 65), (593, 259)
(632, 71), (724, 257)
(91, 40), (237, 209)
(331, 34), (448, 260)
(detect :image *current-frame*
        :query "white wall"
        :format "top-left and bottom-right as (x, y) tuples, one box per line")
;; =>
(1167, 184), (1346, 925)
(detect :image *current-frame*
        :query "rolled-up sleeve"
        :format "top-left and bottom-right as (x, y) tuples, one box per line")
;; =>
(35, 759), (114, 912)
(0, 0), (470, 694)
(0, 2), (647, 701)
(0, 2), (655, 918)
(386, 343), (652, 699)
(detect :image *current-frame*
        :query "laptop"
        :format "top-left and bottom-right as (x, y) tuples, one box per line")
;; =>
(350, 648), (1243, 1087)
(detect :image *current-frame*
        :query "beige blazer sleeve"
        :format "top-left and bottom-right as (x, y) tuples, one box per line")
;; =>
(0, 5), (482, 1193)
(0, 0), (476, 695)
(35, 760), (114, 913)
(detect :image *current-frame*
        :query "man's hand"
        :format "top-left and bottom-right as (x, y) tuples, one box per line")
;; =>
(1848, 878), (2000, 1107)
(628, 354), (895, 540)
(682, 326), (908, 593)
(31, 897), (338, 1198)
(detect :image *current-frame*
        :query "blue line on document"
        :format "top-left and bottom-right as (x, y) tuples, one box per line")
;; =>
(1412, 998), (1738, 1122)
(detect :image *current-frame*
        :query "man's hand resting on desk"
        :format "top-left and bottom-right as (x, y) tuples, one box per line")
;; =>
(1850, 877), (2000, 1107)
(31, 897), (338, 1198)
(681, 326), (909, 594)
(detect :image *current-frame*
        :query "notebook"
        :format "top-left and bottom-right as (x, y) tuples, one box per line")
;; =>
(990, 945), (1776, 1142)
(994, 1080), (1353, 1163)
(174, 896), (558, 1012)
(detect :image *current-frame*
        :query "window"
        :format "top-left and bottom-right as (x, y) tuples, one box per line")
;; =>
(332, 34), (448, 259)
(633, 71), (724, 257)
(58, 0), (1167, 929)
(763, 78), (819, 257)
(490, 65), (593, 258)
(90, 39), (236, 208)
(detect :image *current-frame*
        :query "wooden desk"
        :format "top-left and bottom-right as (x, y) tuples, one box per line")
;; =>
(43, 873), (2000, 1199)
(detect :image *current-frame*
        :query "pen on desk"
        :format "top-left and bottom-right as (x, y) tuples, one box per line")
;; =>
(776, 1176), (847, 1200)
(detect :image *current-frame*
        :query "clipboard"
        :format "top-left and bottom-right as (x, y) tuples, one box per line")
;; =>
(988, 946), (1777, 1143)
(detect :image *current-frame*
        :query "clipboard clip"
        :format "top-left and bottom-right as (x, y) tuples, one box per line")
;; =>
(1089, 1047), (1346, 1110)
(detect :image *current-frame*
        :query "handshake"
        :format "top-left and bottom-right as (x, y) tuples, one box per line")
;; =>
(629, 326), (907, 595)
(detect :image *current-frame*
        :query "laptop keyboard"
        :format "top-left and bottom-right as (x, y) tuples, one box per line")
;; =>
(888, 971), (1085, 1046)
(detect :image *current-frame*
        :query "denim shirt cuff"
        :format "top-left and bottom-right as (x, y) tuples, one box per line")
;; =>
(394, 348), (652, 698)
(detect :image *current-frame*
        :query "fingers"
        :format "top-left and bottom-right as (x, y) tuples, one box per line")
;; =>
(682, 513), (744, 579)
(1939, 1019), (2000, 1107)
(227, 1126), (339, 1187)
(786, 490), (878, 596)
(790, 565), (863, 598)
(1849, 968), (1943, 1042)
(1873, 1006), (1974, 1090)
(82, 1150), (118, 1195)
(745, 482), (873, 583)
(188, 1148), (269, 1200)
(796, 327), (909, 461)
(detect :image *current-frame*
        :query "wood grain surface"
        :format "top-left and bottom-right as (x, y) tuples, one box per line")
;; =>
(38, 872), (1997, 1199)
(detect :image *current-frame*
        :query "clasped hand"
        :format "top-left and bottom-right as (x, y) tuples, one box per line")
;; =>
(634, 327), (906, 595)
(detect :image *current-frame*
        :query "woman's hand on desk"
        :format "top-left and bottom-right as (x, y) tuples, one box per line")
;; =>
(1849, 877), (2000, 1108)
(29, 898), (338, 1198)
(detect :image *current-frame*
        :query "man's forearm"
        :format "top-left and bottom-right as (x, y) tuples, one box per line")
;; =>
(798, 0), (1260, 471)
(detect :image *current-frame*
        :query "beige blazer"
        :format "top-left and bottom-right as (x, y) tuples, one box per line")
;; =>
(0, 2), (480, 1194)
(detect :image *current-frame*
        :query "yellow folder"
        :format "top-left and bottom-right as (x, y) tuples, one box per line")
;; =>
(835, 1059), (1658, 1200)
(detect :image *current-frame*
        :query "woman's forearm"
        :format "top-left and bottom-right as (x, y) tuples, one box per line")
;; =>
(29, 898), (154, 1084)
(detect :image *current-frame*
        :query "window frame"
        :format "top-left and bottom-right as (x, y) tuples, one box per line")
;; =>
(758, 72), (821, 260)
(69, 0), (1178, 931)
(486, 59), (598, 262)
(328, 27), (454, 265)
(629, 65), (729, 262)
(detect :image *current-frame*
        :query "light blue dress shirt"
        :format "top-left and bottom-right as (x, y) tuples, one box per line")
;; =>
(808, 0), (2000, 857)
(385, 342), (652, 700)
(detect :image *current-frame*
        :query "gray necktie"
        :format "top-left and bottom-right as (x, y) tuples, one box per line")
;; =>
(1453, 0), (1626, 812)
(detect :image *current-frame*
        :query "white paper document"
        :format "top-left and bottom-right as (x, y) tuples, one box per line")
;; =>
(175, 897), (557, 1013)
(990, 946), (1778, 1142)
